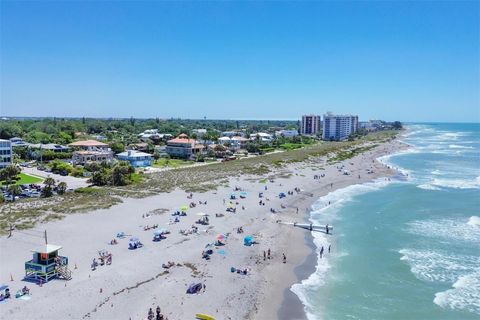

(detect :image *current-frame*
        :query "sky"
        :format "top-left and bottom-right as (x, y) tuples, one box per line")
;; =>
(0, 1), (479, 122)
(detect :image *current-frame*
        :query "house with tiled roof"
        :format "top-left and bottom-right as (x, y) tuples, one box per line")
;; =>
(68, 140), (113, 165)
(165, 136), (204, 159)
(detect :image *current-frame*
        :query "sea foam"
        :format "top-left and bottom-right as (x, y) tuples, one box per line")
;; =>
(434, 269), (480, 315)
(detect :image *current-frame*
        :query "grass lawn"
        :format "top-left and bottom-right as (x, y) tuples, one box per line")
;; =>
(2, 173), (44, 186)
(152, 158), (194, 168)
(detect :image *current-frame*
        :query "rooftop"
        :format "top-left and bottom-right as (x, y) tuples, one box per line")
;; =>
(31, 244), (62, 254)
(167, 138), (196, 144)
(69, 140), (108, 147)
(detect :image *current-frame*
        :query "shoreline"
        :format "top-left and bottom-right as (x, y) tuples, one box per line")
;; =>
(271, 135), (410, 320)
(0, 136), (407, 320)
(252, 138), (409, 320)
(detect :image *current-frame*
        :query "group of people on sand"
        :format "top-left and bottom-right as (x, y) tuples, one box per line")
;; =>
(262, 248), (287, 264)
(0, 286), (30, 301)
(147, 306), (168, 320)
(91, 251), (112, 270)
(313, 174), (326, 179)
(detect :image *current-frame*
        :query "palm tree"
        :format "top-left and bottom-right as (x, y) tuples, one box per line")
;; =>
(57, 182), (67, 195)
(7, 184), (22, 202)
(0, 164), (20, 185)
(43, 176), (56, 188)
(42, 176), (56, 198)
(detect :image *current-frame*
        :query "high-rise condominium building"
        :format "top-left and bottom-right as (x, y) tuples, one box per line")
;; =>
(300, 115), (321, 135)
(322, 113), (359, 141)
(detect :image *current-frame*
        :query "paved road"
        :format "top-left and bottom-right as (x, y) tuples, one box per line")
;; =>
(22, 167), (89, 189)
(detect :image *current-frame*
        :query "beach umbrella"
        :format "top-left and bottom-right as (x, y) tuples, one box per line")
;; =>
(240, 191), (247, 197)
(130, 237), (139, 242)
(157, 228), (168, 234)
(244, 235), (253, 246)
(217, 234), (227, 241)
(180, 205), (188, 212)
(196, 212), (209, 216)
(153, 230), (163, 236)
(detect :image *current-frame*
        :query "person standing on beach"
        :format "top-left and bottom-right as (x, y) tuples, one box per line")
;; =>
(283, 253), (286, 263)
(296, 207), (299, 214)
(267, 248), (271, 259)
(328, 245), (331, 253)
(326, 224), (329, 234)
(263, 250), (266, 261)
(320, 246), (324, 258)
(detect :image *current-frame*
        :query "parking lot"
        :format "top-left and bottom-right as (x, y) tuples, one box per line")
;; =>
(22, 167), (90, 190)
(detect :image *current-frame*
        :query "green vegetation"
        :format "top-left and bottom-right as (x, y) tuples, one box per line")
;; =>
(152, 158), (194, 168)
(328, 145), (378, 163)
(89, 161), (137, 186)
(4, 173), (43, 186)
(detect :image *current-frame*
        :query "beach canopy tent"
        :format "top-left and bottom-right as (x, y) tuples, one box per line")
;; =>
(196, 212), (209, 216)
(244, 235), (253, 246)
(186, 282), (203, 294)
(129, 237), (143, 249)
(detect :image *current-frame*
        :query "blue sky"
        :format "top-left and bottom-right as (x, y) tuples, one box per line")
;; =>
(1, 1), (479, 122)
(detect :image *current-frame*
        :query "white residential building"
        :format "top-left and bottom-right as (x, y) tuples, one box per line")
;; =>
(300, 115), (321, 135)
(0, 139), (12, 168)
(275, 130), (299, 138)
(250, 132), (273, 143)
(322, 113), (359, 141)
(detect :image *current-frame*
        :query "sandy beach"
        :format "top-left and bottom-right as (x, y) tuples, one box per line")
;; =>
(0, 138), (406, 320)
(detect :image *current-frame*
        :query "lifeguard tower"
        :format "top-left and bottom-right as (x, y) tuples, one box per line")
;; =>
(24, 240), (72, 283)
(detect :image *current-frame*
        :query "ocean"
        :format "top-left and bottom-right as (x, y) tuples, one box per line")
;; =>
(291, 123), (480, 320)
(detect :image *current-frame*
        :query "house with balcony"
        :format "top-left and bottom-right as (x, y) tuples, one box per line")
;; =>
(68, 140), (114, 165)
(165, 136), (204, 159)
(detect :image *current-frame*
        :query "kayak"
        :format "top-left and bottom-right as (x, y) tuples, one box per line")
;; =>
(196, 313), (215, 320)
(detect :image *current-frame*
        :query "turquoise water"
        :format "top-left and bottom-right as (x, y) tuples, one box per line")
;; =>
(292, 123), (480, 320)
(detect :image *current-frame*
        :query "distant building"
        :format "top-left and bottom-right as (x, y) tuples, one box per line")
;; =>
(165, 137), (204, 159)
(275, 130), (299, 138)
(250, 132), (273, 143)
(117, 150), (153, 167)
(27, 143), (70, 153)
(221, 131), (244, 138)
(230, 136), (249, 150)
(0, 139), (12, 168)
(9, 137), (27, 147)
(300, 115), (321, 135)
(322, 113), (359, 141)
(68, 140), (114, 165)
(192, 129), (207, 138)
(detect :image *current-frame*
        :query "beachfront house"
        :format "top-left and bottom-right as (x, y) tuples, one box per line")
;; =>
(69, 140), (114, 165)
(0, 139), (12, 168)
(117, 150), (153, 167)
(165, 136), (204, 159)
(230, 136), (249, 150)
